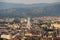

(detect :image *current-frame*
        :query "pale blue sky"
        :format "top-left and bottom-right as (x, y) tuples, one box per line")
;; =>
(0, 0), (60, 4)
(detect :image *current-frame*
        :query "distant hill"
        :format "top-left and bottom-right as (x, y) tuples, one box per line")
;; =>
(0, 2), (60, 18)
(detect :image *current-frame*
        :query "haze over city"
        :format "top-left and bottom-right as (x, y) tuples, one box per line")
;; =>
(0, 0), (60, 4)
(0, 0), (60, 40)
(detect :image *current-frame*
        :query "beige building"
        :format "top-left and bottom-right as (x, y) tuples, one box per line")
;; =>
(52, 23), (60, 28)
(1, 34), (12, 39)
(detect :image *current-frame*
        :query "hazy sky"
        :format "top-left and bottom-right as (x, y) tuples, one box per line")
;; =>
(0, 0), (60, 4)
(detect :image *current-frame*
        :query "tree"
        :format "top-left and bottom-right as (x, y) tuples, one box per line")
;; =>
(52, 31), (57, 40)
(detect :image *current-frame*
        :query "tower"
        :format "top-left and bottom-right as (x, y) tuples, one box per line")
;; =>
(27, 17), (31, 29)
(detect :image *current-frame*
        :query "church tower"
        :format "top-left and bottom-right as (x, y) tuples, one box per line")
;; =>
(27, 17), (31, 29)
